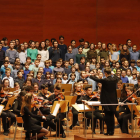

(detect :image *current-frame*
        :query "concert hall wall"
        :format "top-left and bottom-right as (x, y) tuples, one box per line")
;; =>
(0, 0), (140, 48)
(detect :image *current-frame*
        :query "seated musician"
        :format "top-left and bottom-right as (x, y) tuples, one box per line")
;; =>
(44, 83), (66, 138)
(134, 75), (140, 97)
(0, 84), (16, 136)
(21, 93), (48, 140)
(37, 84), (52, 115)
(69, 82), (85, 129)
(13, 91), (26, 116)
(13, 91), (31, 140)
(118, 86), (137, 134)
(14, 82), (21, 95)
(77, 85), (104, 134)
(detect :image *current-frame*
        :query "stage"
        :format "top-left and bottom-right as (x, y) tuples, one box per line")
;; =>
(0, 125), (140, 140)
(1, 113), (140, 140)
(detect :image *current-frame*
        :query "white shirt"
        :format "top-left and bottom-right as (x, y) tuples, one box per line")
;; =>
(38, 50), (49, 62)
(62, 79), (68, 84)
(3, 76), (14, 88)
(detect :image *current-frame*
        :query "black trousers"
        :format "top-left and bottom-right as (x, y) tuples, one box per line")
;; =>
(71, 107), (78, 127)
(1, 111), (16, 132)
(40, 107), (50, 115)
(118, 112), (131, 133)
(46, 113), (65, 134)
(104, 110), (115, 133)
(85, 111), (104, 132)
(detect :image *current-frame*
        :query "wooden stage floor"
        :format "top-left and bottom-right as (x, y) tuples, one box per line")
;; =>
(0, 125), (140, 140)
(1, 114), (140, 140)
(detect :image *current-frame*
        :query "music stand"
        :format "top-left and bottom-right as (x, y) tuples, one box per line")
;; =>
(5, 95), (17, 111)
(61, 84), (72, 92)
(65, 96), (77, 107)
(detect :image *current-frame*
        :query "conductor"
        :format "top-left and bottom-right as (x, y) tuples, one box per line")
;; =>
(88, 67), (118, 135)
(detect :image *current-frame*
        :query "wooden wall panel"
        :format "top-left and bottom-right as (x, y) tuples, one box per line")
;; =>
(0, 0), (140, 47)
(96, 0), (140, 47)
(0, 0), (43, 42)
(43, 0), (96, 46)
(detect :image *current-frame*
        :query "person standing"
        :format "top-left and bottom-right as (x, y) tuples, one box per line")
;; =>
(58, 35), (67, 61)
(88, 67), (118, 135)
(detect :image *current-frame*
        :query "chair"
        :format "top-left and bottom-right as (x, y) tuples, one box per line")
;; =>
(61, 84), (72, 92)
(121, 83), (134, 89)
(13, 117), (37, 140)
(13, 117), (24, 140)
(116, 89), (121, 99)
(134, 116), (140, 134)
(137, 97), (140, 105)
(83, 84), (92, 90)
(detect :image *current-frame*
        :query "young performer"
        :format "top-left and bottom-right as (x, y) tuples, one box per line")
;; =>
(21, 93), (48, 140)
(0, 84), (16, 136)
(77, 85), (104, 134)
(69, 82), (85, 129)
(44, 83), (66, 138)
(118, 86), (137, 134)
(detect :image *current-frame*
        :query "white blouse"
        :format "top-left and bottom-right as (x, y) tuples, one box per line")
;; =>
(38, 50), (49, 62)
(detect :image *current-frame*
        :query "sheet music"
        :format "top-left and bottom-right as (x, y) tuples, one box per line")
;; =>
(86, 101), (101, 106)
(77, 104), (89, 110)
(0, 105), (4, 115)
(52, 103), (60, 116)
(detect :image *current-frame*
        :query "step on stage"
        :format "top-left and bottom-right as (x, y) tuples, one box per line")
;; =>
(74, 133), (140, 140)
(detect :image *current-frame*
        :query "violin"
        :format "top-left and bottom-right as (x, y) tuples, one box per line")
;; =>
(127, 94), (137, 102)
(55, 92), (65, 101)
(0, 89), (20, 98)
(45, 91), (52, 98)
(122, 88), (139, 103)
(75, 89), (85, 96)
(89, 92), (100, 100)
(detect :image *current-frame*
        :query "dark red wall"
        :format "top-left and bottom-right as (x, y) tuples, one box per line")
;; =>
(0, 0), (140, 47)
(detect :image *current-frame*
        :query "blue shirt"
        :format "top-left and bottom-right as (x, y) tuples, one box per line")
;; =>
(1, 66), (13, 79)
(87, 77), (96, 91)
(2, 46), (9, 52)
(121, 76), (129, 83)
(23, 70), (30, 80)
(130, 51), (139, 62)
(136, 66), (140, 72)
(43, 68), (52, 74)
(65, 53), (76, 63)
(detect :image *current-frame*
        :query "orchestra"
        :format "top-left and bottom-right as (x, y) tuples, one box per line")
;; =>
(0, 71), (140, 140)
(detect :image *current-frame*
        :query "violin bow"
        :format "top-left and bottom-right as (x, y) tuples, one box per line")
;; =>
(122, 88), (139, 103)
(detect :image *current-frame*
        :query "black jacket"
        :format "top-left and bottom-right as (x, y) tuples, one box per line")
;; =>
(14, 77), (24, 89)
(0, 50), (5, 62)
(48, 94), (65, 105)
(90, 75), (119, 111)
(77, 94), (99, 110)
(134, 84), (140, 97)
